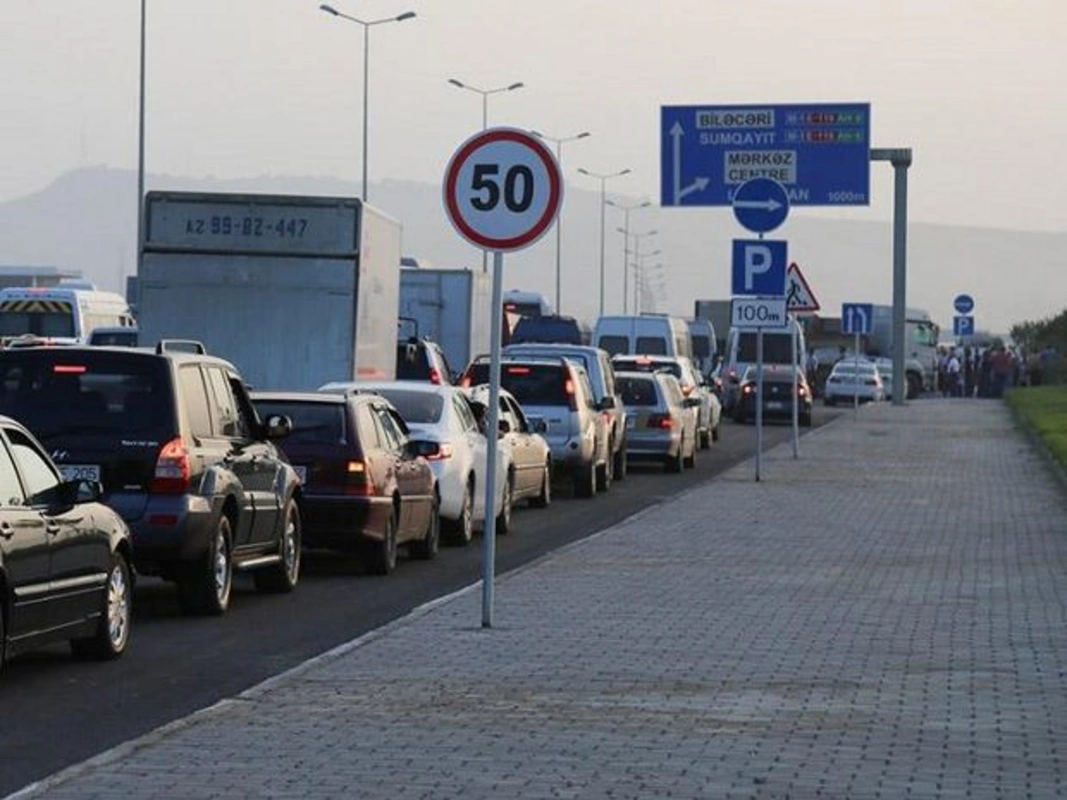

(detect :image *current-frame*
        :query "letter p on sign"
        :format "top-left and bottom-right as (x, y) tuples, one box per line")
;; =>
(731, 239), (788, 296)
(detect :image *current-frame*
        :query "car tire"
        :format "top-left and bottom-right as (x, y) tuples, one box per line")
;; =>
(254, 499), (301, 594)
(574, 459), (596, 499)
(683, 440), (697, 469)
(596, 450), (612, 493)
(613, 439), (628, 481)
(699, 428), (711, 450)
(410, 491), (440, 560)
(445, 480), (474, 546)
(71, 552), (132, 661)
(178, 515), (233, 616)
(367, 510), (398, 576)
(495, 476), (513, 535)
(665, 444), (683, 474)
(711, 423), (720, 443)
(530, 461), (552, 508)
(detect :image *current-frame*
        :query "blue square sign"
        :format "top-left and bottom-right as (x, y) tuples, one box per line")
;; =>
(953, 316), (974, 337)
(731, 240), (787, 296)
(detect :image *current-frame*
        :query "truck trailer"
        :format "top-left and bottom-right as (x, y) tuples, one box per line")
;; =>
(138, 191), (401, 391)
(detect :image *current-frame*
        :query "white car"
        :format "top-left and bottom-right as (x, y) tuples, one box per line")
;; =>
(320, 381), (513, 545)
(823, 360), (886, 405)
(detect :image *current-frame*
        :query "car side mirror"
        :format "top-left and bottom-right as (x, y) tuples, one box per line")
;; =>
(264, 414), (292, 440)
(597, 395), (615, 412)
(683, 397), (702, 408)
(498, 418), (512, 435)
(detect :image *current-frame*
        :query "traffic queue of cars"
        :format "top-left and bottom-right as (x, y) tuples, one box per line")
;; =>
(0, 330), (724, 669)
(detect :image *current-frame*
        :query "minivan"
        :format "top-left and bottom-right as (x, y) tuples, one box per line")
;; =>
(722, 320), (807, 412)
(591, 315), (691, 359)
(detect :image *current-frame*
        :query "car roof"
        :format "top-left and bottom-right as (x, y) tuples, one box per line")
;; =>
(251, 391), (352, 404)
(505, 343), (602, 355)
(322, 380), (456, 396)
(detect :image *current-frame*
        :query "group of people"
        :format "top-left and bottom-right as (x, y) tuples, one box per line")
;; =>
(937, 343), (1052, 399)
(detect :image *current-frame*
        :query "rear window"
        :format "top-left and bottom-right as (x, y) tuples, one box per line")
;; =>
(253, 400), (346, 445)
(0, 350), (173, 438)
(89, 330), (138, 347)
(511, 317), (584, 345)
(371, 389), (444, 424)
(691, 335), (712, 358)
(396, 343), (431, 380)
(736, 332), (794, 364)
(635, 336), (668, 355)
(466, 363), (571, 406)
(597, 335), (629, 356)
(617, 376), (659, 407)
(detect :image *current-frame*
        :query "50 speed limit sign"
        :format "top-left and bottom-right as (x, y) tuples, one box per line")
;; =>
(443, 127), (562, 252)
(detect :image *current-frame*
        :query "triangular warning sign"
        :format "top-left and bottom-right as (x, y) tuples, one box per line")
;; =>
(785, 262), (820, 313)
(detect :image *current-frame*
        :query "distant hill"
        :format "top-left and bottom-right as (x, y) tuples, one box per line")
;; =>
(0, 167), (1062, 334)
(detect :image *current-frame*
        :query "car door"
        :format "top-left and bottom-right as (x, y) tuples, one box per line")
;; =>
(203, 366), (259, 548)
(501, 395), (538, 496)
(8, 426), (108, 626)
(370, 403), (415, 537)
(0, 429), (52, 642)
(452, 393), (489, 520)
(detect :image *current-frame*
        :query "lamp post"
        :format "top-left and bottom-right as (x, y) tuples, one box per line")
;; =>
(640, 262), (665, 312)
(607, 199), (651, 314)
(135, 0), (146, 289)
(448, 78), (525, 272)
(319, 4), (417, 203)
(633, 241), (661, 313)
(577, 167), (631, 316)
(532, 129), (590, 313)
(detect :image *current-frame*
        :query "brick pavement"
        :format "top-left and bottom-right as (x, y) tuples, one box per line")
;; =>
(11, 400), (1067, 799)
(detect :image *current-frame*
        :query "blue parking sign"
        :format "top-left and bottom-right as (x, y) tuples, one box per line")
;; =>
(731, 239), (787, 296)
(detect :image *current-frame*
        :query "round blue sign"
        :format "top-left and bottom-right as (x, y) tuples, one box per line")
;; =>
(953, 294), (975, 314)
(732, 178), (790, 234)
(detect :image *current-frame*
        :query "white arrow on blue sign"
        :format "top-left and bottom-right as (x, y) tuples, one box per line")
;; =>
(732, 178), (790, 234)
(731, 239), (787, 296)
(953, 315), (975, 337)
(953, 294), (975, 315)
(841, 303), (874, 335)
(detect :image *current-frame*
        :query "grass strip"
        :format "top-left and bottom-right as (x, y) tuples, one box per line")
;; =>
(1007, 385), (1067, 471)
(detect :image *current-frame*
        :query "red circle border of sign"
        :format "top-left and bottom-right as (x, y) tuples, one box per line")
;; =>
(443, 127), (563, 252)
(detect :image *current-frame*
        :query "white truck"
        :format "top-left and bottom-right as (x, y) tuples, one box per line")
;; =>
(398, 267), (490, 375)
(137, 191), (401, 390)
(868, 305), (940, 398)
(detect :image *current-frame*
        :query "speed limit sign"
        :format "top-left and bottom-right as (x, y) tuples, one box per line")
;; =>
(443, 127), (562, 252)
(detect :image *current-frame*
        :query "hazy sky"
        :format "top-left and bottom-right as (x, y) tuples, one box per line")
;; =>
(1, 0), (1064, 235)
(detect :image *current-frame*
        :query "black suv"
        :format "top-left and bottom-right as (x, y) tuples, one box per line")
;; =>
(396, 337), (454, 385)
(0, 341), (302, 615)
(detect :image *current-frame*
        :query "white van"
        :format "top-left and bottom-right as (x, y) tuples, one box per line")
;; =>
(592, 314), (692, 359)
(0, 285), (136, 346)
(722, 320), (807, 411)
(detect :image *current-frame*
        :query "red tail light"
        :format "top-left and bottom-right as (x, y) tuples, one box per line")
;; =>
(742, 384), (754, 395)
(647, 413), (673, 429)
(459, 375), (472, 388)
(564, 378), (577, 411)
(428, 368), (443, 385)
(423, 442), (454, 461)
(798, 385), (808, 397)
(344, 460), (376, 496)
(681, 384), (694, 396)
(151, 437), (191, 494)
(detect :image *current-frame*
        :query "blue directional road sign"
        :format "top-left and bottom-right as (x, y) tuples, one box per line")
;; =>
(661, 103), (871, 207)
(731, 240), (787, 296)
(954, 294), (975, 315)
(954, 315), (975, 337)
(732, 178), (790, 234)
(841, 303), (874, 335)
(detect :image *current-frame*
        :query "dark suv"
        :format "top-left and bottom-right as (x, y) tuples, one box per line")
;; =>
(0, 341), (303, 615)
(396, 338), (454, 385)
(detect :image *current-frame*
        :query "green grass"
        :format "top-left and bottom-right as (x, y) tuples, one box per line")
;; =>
(1007, 386), (1067, 469)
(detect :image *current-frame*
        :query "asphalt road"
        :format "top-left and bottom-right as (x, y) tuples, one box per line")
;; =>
(0, 410), (840, 796)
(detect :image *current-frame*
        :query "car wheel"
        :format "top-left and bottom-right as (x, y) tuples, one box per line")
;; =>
(410, 491), (440, 560)
(178, 515), (233, 616)
(683, 439), (697, 469)
(613, 440), (628, 481)
(71, 552), (132, 660)
(574, 459), (596, 498)
(367, 510), (398, 575)
(665, 442), (683, 474)
(699, 428), (711, 450)
(530, 461), (551, 508)
(711, 423), (720, 443)
(595, 448), (612, 493)
(445, 480), (475, 546)
(254, 499), (301, 593)
(495, 476), (513, 535)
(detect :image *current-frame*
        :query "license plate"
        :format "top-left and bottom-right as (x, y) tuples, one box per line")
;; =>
(293, 465), (308, 484)
(58, 464), (100, 482)
(765, 401), (785, 411)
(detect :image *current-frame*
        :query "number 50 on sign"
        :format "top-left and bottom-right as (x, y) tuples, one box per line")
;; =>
(443, 127), (562, 252)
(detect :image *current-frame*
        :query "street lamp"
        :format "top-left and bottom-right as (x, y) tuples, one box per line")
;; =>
(633, 241), (661, 313)
(135, 0), (147, 289)
(319, 4), (417, 203)
(577, 167), (631, 316)
(448, 78), (525, 272)
(607, 198), (651, 314)
(532, 129), (591, 313)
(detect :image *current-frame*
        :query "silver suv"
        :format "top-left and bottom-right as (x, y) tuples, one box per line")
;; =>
(612, 355), (715, 450)
(503, 343), (628, 480)
(461, 355), (611, 498)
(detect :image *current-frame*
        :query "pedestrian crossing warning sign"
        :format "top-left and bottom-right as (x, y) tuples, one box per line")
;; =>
(784, 262), (820, 313)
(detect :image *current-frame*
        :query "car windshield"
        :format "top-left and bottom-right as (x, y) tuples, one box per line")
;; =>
(0, 350), (173, 438)
(617, 376), (659, 407)
(371, 389), (444, 424)
(465, 362), (573, 406)
(736, 332), (794, 363)
(253, 400), (345, 445)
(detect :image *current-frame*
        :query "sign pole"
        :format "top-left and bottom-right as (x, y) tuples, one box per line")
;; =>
(791, 313), (799, 459)
(481, 251), (505, 627)
(756, 327), (764, 482)
(853, 330), (860, 421)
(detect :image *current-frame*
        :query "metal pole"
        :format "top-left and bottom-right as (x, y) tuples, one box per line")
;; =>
(481, 250), (504, 628)
(598, 179), (606, 316)
(135, 0), (146, 285)
(554, 141), (563, 313)
(756, 328), (764, 481)
(854, 331), (860, 420)
(871, 148), (912, 406)
(622, 213), (630, 314)
(362, 23), (369, 202)
(791, 314), (799, 458)
(480, 94), (489, 274)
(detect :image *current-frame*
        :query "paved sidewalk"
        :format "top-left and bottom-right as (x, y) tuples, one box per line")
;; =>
(13, 400), (1067, 799)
